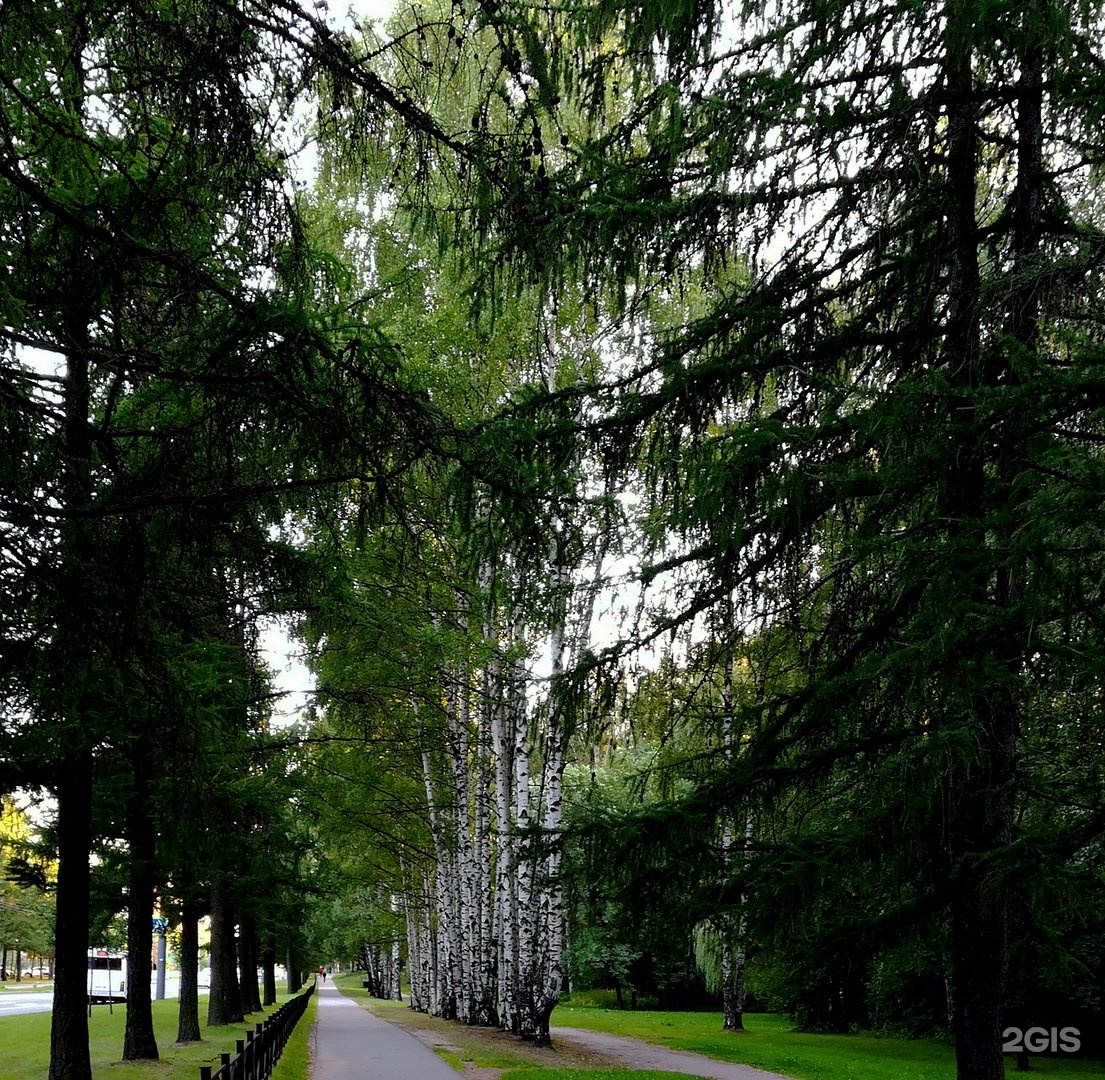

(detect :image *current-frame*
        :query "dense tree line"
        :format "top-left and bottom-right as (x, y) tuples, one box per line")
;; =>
(297, 4), (1105, 1080)
(0, 1), (513, 1075)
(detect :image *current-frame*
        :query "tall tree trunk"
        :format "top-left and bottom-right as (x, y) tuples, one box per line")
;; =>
(941, 5), (1015, 1078)
(286, 944), (302, 994)
(720, 824), (752, 1034)
(390, 892), (403, 1001)
(261, 933), (278, 1007)
(475, 703), (496, 1024)
(404, 904), (419, 1011)
(49, 758), (94, 1080)
(718, 602), (750, 1033)
(510, 622), (534, 1039)
(176, 899), (202, 1043)
(415, 692), (457, 1019)
(491, 635), (516, 1033)
(476, 564), (499, 1026)
(49, 153), (97, 1076)
(123, 751), (159, 1060)
(530, 538), (570, 1049)
(238, 910), (262, 1015)
(448, 667), (474, 1024)
(207, 879), (242, 1026)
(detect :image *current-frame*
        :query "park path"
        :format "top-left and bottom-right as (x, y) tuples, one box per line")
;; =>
(309, 980), (458, 1080)
(309, 981), (792, 1080)
(550, 1024), (794, 1080)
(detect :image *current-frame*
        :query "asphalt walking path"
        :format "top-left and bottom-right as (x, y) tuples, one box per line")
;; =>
(307, 979), (791, 1080)
(550, 1025), (794, 1080)
(309, 981), (458, 1079)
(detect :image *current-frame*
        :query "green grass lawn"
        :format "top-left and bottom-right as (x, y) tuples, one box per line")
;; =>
(551, 1004), (1105, 1080)
(0, 992), (309, 1080)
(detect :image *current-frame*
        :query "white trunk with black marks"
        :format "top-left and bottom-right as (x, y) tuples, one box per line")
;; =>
(475, 655), (497, 1023)
(509, 619), (535, 1036)
(416, 697), (449, 1018)
(407, 534), (584, 1041)
(438, 680), (464, 1022)
(491, 635), (517, 1033)
(528, 723), (566, 1043)
(527, 540), (570, 1045)
(447, 665), (473, 1024)
(422, 877), (438, 1016)
(720, 814), (753, 1031)
(405, 881), (428, 1013)
(391, 893), (403, 1001)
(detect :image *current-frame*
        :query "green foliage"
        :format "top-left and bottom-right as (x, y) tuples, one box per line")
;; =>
(562, 749), (720, 1010)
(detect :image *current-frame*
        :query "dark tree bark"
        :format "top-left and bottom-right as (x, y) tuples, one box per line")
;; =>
(176, 899), (202, 1043)
(48, 759), (94, 1080)
(123, 747), (159, 1061)
(207, 879), (243, 1026)
(238, 909), (262, 1015)
(939, 4), (1022, 1077)
(49, 199), (96, 1080)
(286, 945), (302, 994)
(261, 933), (278, 1007)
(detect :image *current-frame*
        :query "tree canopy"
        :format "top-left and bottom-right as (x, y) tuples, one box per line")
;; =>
(3, 2), (1105, 1079)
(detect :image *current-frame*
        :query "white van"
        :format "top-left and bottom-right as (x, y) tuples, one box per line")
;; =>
(87, 950), (126, 1002)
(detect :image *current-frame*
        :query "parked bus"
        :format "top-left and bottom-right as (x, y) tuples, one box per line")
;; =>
(87, 949), (126, 1003)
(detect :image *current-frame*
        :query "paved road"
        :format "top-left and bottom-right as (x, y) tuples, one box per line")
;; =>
(0, 991), (54, 1017)
(0, 976), (180, 1017)
(310, 981), (457, 1079)
(551, 1025), (794, 1080)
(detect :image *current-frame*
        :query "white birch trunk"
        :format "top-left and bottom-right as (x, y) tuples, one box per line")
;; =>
(404, 881), (426, 1013)
(415, 693), (456, 1019)
(476, 650), (497, 1023)
(448, 663), (474, 1024)
(391, 892), (403, 1001)
(492, 638), (517, 1033)
(420, 878), (436, 1015)
(510, 627), (534, 1037)
(529, 531), (580, 1045)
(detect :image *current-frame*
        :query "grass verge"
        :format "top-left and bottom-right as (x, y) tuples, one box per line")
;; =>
(551, 1005), (1105, 1080)
(0, 991), (310, 1080)
(270, 987), (318, 1080)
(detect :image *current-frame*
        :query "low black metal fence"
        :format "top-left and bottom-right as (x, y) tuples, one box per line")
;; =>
(199, 980), (316, 1080)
